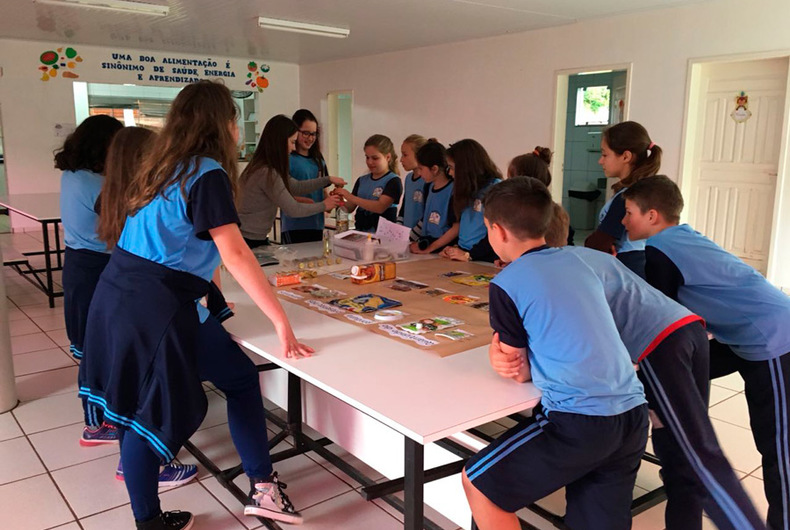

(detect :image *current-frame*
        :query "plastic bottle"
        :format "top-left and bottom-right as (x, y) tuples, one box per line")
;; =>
(336, 207), (350, 233)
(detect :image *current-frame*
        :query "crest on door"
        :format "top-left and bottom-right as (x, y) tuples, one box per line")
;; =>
(731, 91), (752, 123)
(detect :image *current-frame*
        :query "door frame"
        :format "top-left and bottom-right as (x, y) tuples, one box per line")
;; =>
(325, 90), (354, 182)
(550, 63), (632, 202)
(679, 50), (790, 286)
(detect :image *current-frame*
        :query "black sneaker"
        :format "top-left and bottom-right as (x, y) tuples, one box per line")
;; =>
(135, 510), (194, 530)
(244, 472), (303, 524)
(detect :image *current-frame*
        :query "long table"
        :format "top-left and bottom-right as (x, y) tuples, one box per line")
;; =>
(216, 245), (542, 529)
(0, 194), (64, 307)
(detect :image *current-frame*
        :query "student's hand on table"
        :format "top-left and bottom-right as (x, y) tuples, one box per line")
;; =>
(280, 332), (315, 359)
(295, 197), (314, 204)
(488, 333), (524, 379)
(441, 246), (470, 261)
(329, 176), (347, 187)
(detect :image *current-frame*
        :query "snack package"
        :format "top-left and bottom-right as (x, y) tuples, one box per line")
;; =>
(268, 271), (301, 287)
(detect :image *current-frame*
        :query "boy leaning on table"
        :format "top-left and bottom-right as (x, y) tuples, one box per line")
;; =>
(461, 177), (648, 530)
(622, 175), (790, 530)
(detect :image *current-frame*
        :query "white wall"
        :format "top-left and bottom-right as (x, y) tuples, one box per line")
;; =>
(300, 0), (790, 287)
(0, 38), (300, 228)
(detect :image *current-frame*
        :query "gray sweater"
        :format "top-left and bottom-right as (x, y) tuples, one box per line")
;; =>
(238, 166), (330, 240)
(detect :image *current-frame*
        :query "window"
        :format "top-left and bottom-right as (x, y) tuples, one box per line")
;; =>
(575, 86), (610, 126)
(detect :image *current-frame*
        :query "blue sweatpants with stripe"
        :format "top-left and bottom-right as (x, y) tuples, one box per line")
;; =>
(638, 323), (764, 530)
(63, 247), (110, 427)
(710, 339), (790, 530)
(121, 314), (274, 522)
(465, 404), (648, 530)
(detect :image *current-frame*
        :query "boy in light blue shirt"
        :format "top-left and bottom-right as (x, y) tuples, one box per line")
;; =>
(623, 175), (790, 530)
(462, 177), (647, 530)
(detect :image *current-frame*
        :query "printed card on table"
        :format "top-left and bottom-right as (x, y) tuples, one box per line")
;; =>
(451, 273), (496, 287)
(398, 316), (463, 335)
(442, 294), (480, 305)
(330, 294), (402, 314)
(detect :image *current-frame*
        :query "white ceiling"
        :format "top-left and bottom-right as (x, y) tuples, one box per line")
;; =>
(1, 0), (711, 64)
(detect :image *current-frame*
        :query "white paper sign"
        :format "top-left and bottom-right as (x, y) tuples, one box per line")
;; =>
(375, 217), (412, 242)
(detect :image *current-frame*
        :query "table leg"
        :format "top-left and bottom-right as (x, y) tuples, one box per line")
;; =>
(41, 221), (54, 308)
(404, 437), (425, 530)
(54, 221), (63, 269)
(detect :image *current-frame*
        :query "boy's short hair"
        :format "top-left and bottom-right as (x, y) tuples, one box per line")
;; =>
(622, 175), (684, 224)
(484, 177), (553, 239)
(546, 203), (570, 247)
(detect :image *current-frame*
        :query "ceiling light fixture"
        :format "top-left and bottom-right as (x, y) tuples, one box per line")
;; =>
(257, 16), (349, 38)
(33, 0), (169, 17)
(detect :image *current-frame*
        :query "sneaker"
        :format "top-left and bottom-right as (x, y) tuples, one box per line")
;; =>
(244, 472), (303, 524)
(117, 461), (198, 488)
(80, 423), (119, 446)
(135, 510), (194, 530)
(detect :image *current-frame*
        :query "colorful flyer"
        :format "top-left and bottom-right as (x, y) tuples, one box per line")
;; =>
(451, 273), (496, 287)
(440, 271), (466, 278)
(379, 324), (440, 347)
(330, 294), (402, 314)
(399, 316), (463, 335)
(442, 294), (480, 305)
(436, 329), (474, 341)
(424, 288), (452, 297)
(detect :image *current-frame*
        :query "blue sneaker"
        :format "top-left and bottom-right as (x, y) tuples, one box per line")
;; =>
(80, 423), (119, 446)
(117, 461), (198, 488)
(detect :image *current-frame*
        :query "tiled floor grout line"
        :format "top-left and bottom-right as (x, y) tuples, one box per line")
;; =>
(195, 477), (264, 530)
(8, 411), (84, 528)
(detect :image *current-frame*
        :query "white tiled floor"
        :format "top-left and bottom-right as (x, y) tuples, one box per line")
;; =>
(0, 230), (772, 529)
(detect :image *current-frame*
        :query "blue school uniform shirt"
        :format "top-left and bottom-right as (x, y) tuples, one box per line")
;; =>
(281, 153), (326, 232)
(118, 157), (240, 283)
(567, 246), (701, 363)
(60, 169), (108, 253)
(422, 180), (455, 240)
(400, 171), (426, 229)
(351, 171), (402, 232)
(598, 188), (645, 254)
(459, 178), (501, 250)
(490, 245), (646, 416)
(646, 224), (790, 361)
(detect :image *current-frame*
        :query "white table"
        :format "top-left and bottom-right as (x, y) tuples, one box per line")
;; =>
(0, 193), (63, 307)
(218, 244), (542, 529)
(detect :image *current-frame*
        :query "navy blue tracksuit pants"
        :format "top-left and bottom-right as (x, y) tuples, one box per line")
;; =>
(638, 323), (764, 530)
(709, 339), (790, 530)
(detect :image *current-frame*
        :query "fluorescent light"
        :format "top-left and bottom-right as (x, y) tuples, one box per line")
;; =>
(34, 0), (169, 16)
(257, 16), (349, 38)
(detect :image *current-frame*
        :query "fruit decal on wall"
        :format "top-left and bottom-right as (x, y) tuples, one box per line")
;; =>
(39, 47), (82, 81)
(245, 62), (270, 92)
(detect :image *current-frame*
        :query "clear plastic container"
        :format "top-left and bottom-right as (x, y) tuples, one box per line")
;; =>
(333, 230), (409, 262)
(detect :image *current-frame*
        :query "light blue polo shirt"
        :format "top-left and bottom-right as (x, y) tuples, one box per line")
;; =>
(60, 169), (109, 253)
(648, 224), (790, 361)
(118, 157), (239, 282)
(490, 246), (646, 416)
